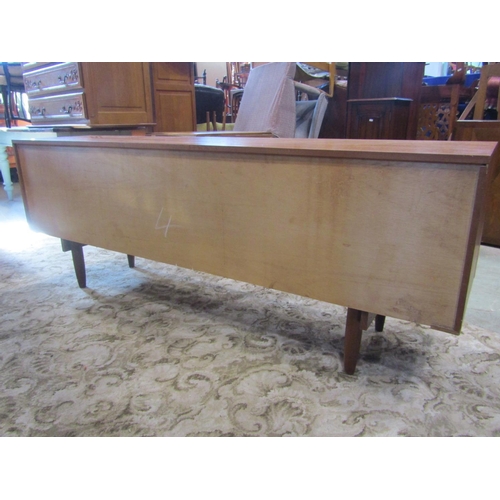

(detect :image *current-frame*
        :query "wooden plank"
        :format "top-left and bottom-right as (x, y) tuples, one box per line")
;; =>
(14, 137), (494, 334)
(14, 135), (498, 165)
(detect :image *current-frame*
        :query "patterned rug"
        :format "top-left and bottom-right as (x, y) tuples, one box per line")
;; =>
(1, 222), (500, 437)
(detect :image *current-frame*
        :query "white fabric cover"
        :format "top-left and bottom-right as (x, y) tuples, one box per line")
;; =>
(233, 62), (297, 138)
(295, 93), (328, 138)
(308, 93), (328, 138)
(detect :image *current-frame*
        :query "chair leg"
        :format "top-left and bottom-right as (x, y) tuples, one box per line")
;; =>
(127, 255), (135, 268)
(1, 87), (11, 128)
(0, 145), (14, 200)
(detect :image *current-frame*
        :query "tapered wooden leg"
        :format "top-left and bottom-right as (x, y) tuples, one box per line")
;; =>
(344, 308), (364, 375)
(71, 244), (86, 288)
(127, 255), (135, 268)
(375, 314), (386, 332)
(344, 309), (386, 374)
(61, 239), (86, 288)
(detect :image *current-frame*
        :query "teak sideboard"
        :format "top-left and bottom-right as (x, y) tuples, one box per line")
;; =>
(13, 136), (498, 374)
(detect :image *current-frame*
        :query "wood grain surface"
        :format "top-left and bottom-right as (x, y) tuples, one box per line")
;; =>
(14, 137), (497, 334)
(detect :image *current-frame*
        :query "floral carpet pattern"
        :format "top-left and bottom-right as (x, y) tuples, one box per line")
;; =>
(1, 231), (500, 437)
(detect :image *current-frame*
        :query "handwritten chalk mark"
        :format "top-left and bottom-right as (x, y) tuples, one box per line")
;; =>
(155, 208), (180, 238)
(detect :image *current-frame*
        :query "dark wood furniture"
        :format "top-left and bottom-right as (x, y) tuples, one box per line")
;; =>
(13, 136), (497, 374)
(417, 81), (477, 141)
(347, 63), (425, 139)
(320, 63), (425, 139)
(453, 120), (500, 246)
(471, 63), (500, 120)
(346, 98), (412, 140)
(319, 81), (348, 138)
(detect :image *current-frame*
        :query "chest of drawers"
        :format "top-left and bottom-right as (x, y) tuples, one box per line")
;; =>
(22, 62), (154, 127)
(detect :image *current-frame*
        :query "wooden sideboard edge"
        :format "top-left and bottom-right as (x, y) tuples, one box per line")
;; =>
(454, 166), (489, 333)
(12, 136), (499, 166)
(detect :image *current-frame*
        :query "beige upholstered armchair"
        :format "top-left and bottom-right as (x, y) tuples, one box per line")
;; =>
(233, 61), (329, 138)
(161, 62), (329, 139)
(232, 62), (297, 137)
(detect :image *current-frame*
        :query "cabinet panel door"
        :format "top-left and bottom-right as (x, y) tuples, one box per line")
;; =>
(347, 100), (411, 140)
(347, 103), (388, 139)
(154, 62), (192, 84)
(152, 62), (196, 132)
(154, 91), (196, 132)
(81, 62), (154, 126)
(348, 63), (424, 139)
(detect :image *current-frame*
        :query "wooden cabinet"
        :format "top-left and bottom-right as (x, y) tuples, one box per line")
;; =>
(23, 62), (154, 127)
(22, 62), (197, 132)
(453, 120), (500, 247)
(347, 63), (425, 139)
(80, 63), (153, 126)
(347, 98), (412, 139)
(151, 62), (196, 133)
(23, 62), (86, 125)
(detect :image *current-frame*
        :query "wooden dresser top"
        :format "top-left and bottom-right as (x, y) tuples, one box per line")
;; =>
(13, 135), (498, 165)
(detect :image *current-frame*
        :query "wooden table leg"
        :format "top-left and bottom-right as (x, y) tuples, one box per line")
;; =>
(61, 240), (136, 287)
(375, 314), (386, 332)
(344, 309), (386, 374)
(71, 244), (86, 288)
(61, 239), (86, 288)
(344, 308), (364, 374)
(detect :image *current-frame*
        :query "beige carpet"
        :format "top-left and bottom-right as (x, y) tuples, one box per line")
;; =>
(1, 226), (500, 436)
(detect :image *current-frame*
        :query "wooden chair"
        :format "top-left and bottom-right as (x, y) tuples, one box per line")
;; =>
(453, 120), (500, 246)
(452, 65), (500, 246)
(458, 63), (500, 121)
(230, 88), (243, 123)
(417, 64), (474, 141)
(194, 84), (225, 131)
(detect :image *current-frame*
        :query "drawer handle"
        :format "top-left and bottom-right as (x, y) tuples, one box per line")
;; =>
(58, 69), (79, 85)
(60, 102), (82, 115)
(25, 79), (43, 90)
(30, 107), (46, 116)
